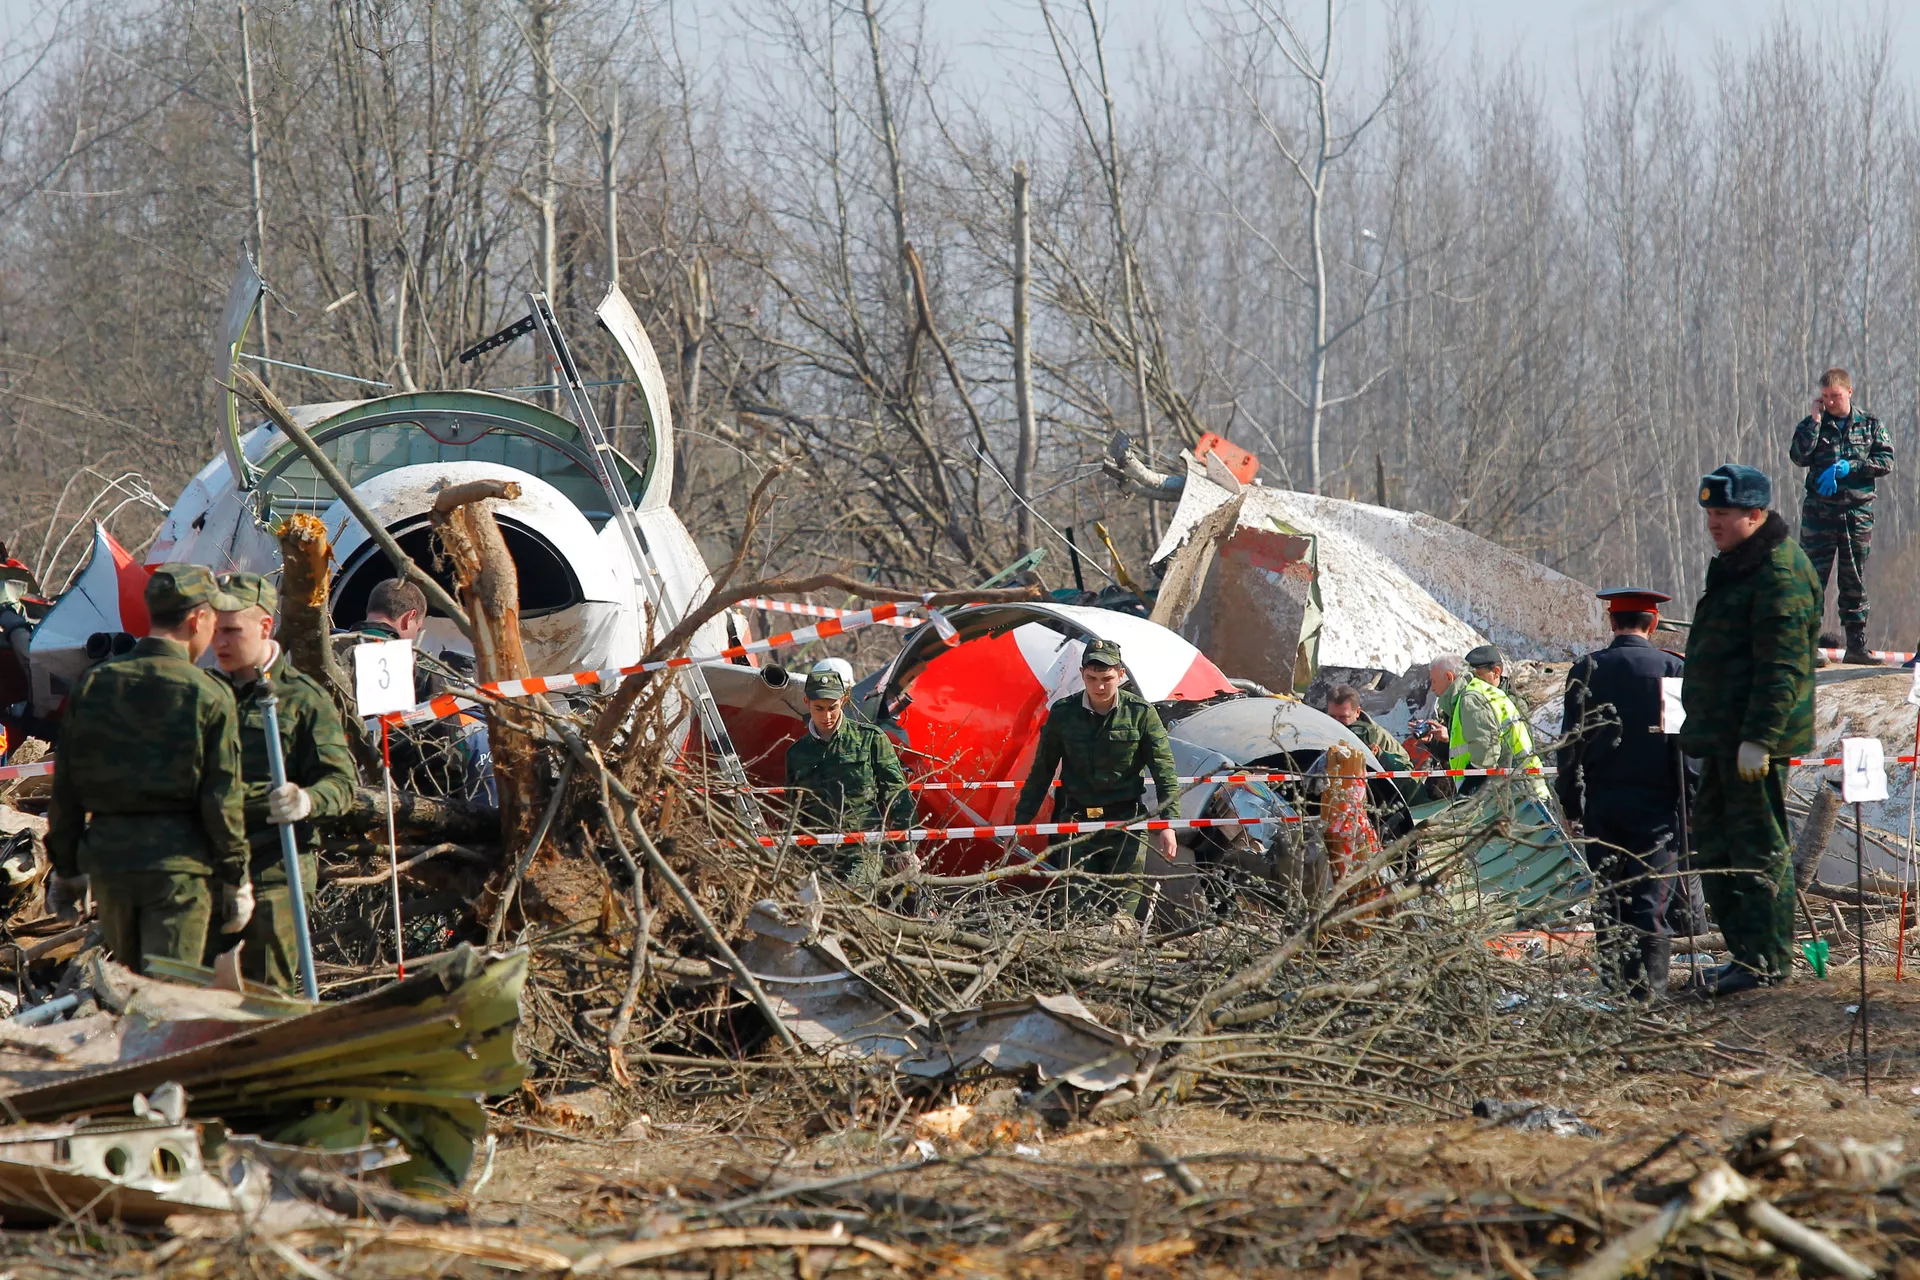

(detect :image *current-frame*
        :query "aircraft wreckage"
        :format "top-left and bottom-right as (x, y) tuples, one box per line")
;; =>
(0, 246), (1809, 1217)
(3, 250), (1607, 914)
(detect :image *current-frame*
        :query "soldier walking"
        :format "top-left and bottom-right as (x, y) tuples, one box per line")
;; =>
(1557, 588), (1685, 1000)
(783, 660), (914, 886)
(1789, 368), (1893, 664)
(209, 572), (358, 990)
(1680, 465), (1821, 997)
(1013, 639), (1180, 916)
(45, 566), (253, 973)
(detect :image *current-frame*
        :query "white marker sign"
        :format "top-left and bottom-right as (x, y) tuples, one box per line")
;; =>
(352, 638), (416, 717)
(1659, 677), (1686, 734)
(1841, 736), (1890, 804)
(1908, 662), (1920, 707)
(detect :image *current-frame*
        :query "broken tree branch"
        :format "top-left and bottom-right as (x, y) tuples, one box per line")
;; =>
(430, 478), (545, 850)
(229, 365), (473, 638)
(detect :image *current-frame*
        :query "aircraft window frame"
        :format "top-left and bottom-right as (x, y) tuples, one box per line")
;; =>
(248, 401), (646, 527)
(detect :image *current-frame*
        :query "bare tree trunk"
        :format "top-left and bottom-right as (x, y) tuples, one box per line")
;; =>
(861, 0), (914, 318)
(1082, 0), (1158, 543)
(1012, 161), (1037, 552)
(602, 85), (622, 431)
(239, 3), (269, 368)
(531, 2), (557, 304)
(429, 479), (544, 852)
(391, 265), (416, 392)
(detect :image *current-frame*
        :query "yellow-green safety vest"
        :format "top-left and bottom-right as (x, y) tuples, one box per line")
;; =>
(1448, 676), (1541, 776)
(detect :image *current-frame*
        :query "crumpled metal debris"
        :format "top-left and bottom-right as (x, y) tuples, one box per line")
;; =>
(1472, 1097), (1601, 1138)
(0, 944), (526, 1191)
(735, 900), (1156, 1093)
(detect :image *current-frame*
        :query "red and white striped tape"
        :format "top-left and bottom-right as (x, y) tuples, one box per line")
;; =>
(758, 812), (1298, 848)
(1818, 648), (1916, 664)
(740, 765), (1561, 795)
(381, 597), (946, 726)
(0, 761), (53, 782)
(739, 597), (919, 629)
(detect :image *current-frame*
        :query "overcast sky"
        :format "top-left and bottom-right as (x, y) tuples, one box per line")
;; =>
(4, 0), (1909, 116)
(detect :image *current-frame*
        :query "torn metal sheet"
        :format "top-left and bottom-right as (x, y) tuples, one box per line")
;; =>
(0, 945), (526, 1191)
(0, 1116), (269, 1224)
(734, 913), (929, 1064)
(26, 524), (152, 717)
(900, 994), (1159, 1093)
(738, 909), (1157, 1092)
(1150, 462), (1604, 681)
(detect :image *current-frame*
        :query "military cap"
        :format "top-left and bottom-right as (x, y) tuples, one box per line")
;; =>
(146, 563), (244, 615)
(1698, 464), (1771, 510)
(803, 669), (848, 700)
(215, 570), (278, 615)
(1465, 643), (1504, 670)
(1596, 587), (1671, 615)
(1081, 638), (1125, 668)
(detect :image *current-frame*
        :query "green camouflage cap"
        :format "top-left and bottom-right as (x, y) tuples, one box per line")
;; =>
(215, 570), (278, 615)
(803, 669), (848, 700)
(1081, 638), (1125, 668)
(146, 563), (244, 615)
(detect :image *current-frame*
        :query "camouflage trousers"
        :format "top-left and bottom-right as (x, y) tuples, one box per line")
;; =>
(1691, 755), (1795, 978)
(95, 869), (214, 976)
(1048, 809), (1148, 918)
(204, 867), (315, 993)
(1799, 499), (1874, 626)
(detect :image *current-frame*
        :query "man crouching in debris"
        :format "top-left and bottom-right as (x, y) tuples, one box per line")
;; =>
(209, 572), (357, 989)
(1014, 639), (1179, 918)
(783, 661), (913, 887)
(1679, 465), (1821, 997)
(45, 566), (253, 973)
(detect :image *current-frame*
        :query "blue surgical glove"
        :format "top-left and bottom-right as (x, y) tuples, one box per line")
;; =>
(1817, 461), (1849, 496)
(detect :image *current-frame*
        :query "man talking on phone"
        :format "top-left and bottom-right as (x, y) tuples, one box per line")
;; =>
(1789, 368), (1892, 665)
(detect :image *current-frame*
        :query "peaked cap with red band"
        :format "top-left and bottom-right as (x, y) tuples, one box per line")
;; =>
(1595, 587), (1671, 615)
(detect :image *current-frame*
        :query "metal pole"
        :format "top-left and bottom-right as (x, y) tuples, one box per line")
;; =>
(381, 719), (405, 980)
(1857, 799), (1869, 1095)
(259, 679), (320, 1002)
(1676, 746), (1697, 989)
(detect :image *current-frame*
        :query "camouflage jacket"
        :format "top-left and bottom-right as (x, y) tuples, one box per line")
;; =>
(1789, 408), (1894, 505)
(218, 647), (359, 883)
(47, 637), (249, 883)
(1014, 690), (1180, 823)
(1679, 512), (1821, 759)
(784, 720), (914, 834)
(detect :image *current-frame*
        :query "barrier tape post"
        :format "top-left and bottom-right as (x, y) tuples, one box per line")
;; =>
(382, 719), (405, 981)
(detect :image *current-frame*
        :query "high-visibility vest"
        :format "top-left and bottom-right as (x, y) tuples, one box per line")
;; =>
(1448, 676), (1541, 775)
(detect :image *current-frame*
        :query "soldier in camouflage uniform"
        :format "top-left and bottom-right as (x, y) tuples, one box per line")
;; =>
(209, 572), (358, 990)
(783, 662), (913, 886)
(1014, 638), (1181, 916)
(46, 565), (253, 973)
(1788, 367), (1893, 664)
(1680, 465), (1822, 997)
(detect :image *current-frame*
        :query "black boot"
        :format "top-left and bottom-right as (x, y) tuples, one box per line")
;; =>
(1844, 625), (1878, 665)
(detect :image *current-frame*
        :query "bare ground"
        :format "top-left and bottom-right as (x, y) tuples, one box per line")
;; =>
(5, 968), (1916, 1278)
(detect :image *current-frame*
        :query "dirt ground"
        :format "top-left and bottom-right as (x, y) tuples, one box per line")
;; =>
(3, 970), (1918, 1277)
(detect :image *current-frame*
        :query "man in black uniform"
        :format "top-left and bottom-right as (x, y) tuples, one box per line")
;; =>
(1557, 588), (1686, 1000)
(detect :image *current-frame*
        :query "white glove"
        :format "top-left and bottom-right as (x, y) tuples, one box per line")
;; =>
(222, 878), (256, 935)
(267, 783), (313, 825)
(46, 873), (88, 922)
(1736, 740), (1770, 782)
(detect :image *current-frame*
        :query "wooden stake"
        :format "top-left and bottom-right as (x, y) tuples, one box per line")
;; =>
(1857, 799), (1869, 1095)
